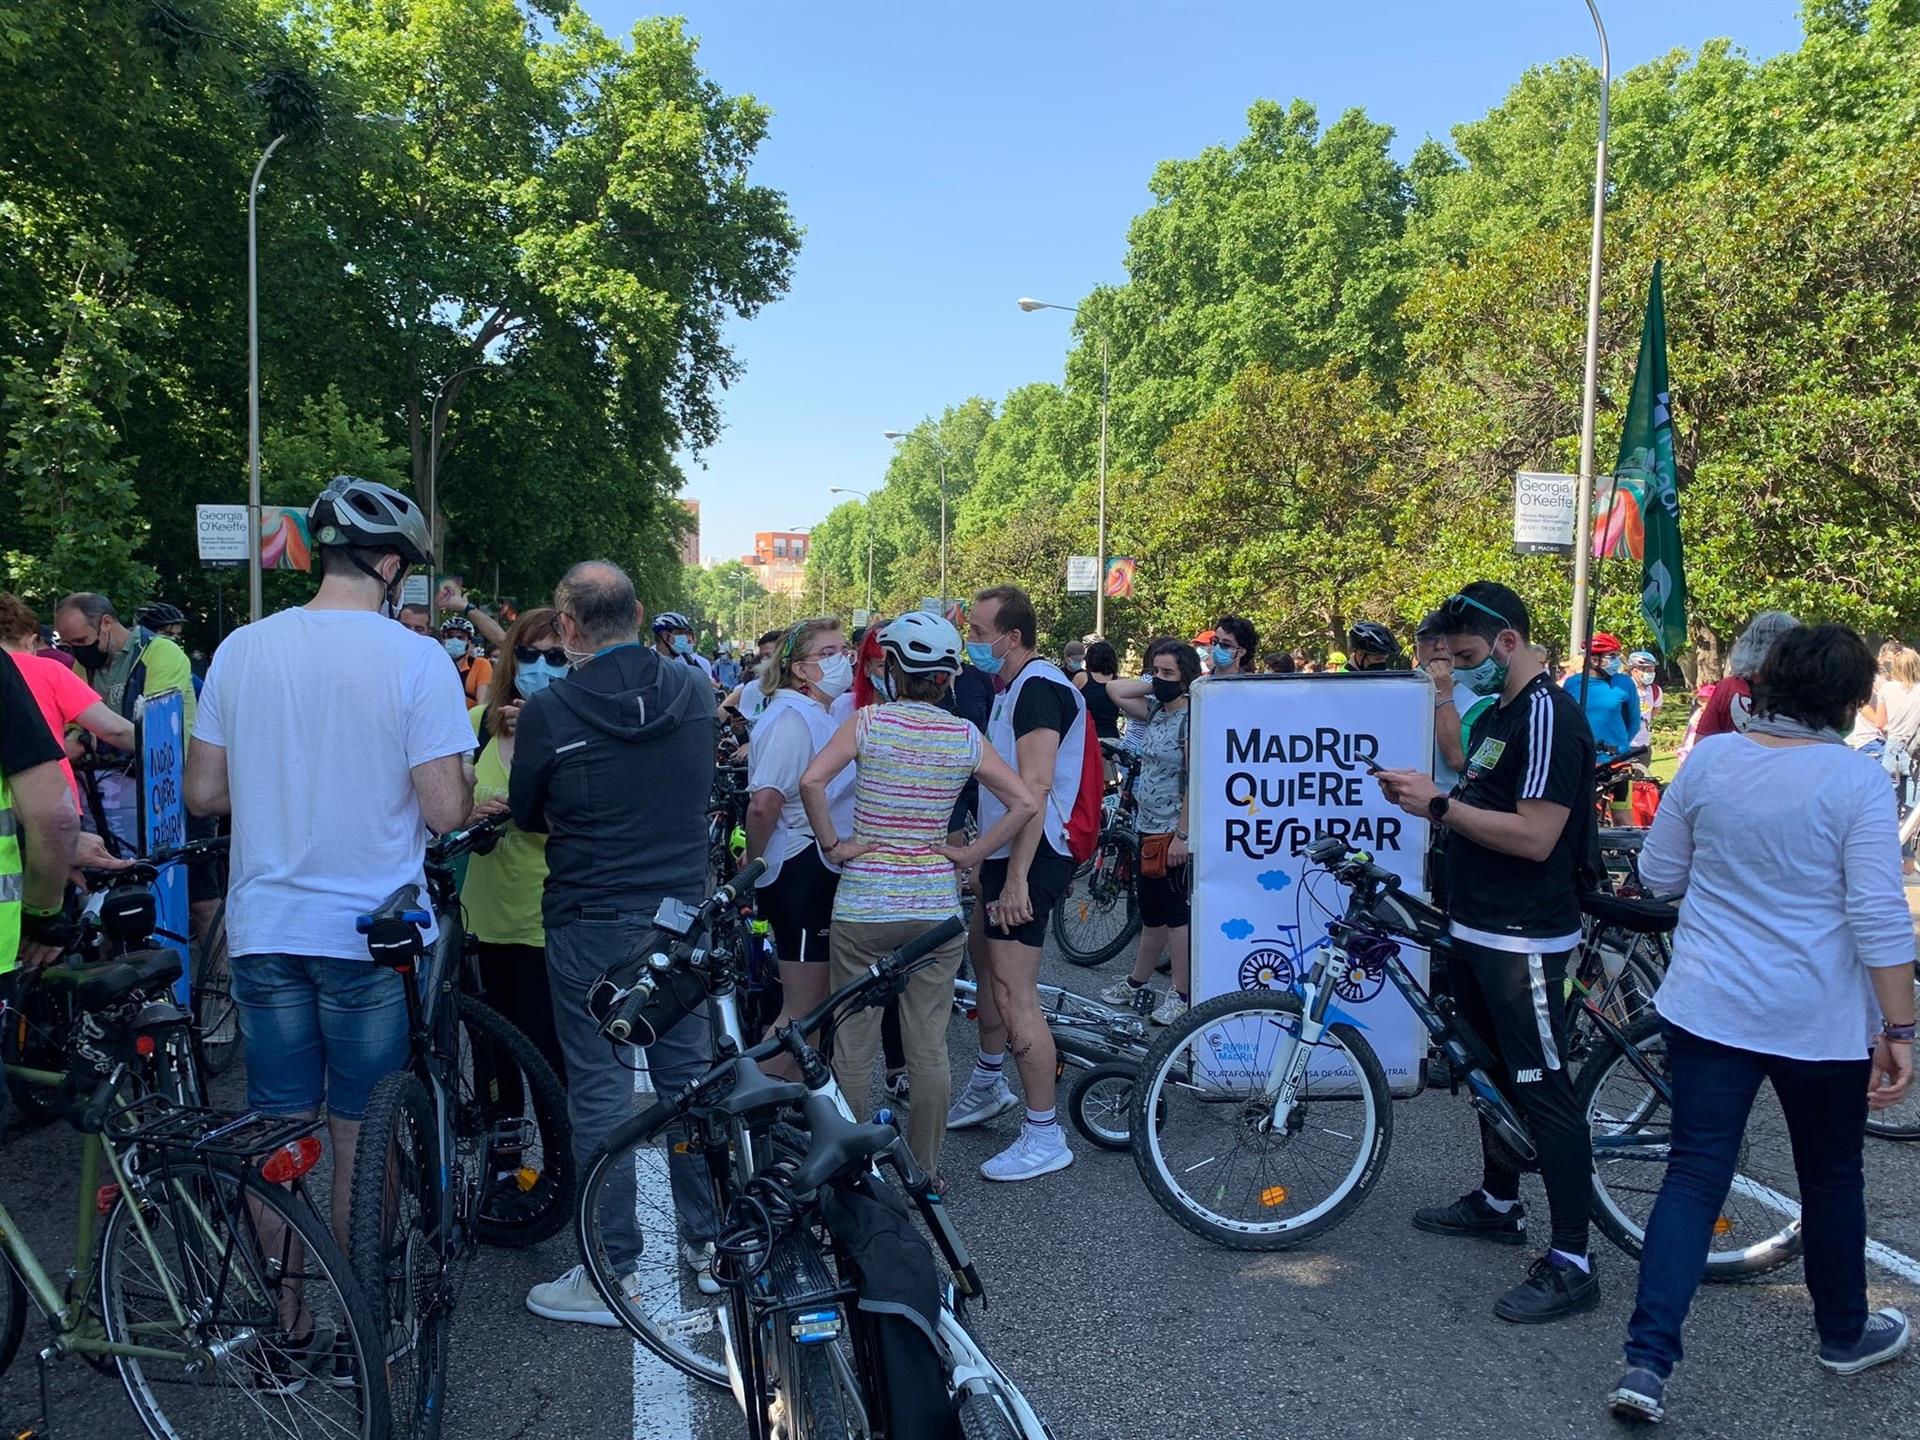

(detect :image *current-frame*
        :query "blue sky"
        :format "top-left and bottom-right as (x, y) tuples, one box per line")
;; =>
(582, 0), (1805, 568)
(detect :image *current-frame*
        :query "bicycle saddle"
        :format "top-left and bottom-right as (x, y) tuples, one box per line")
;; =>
(788, 1090), (898, 1195)
(39, 948), (183, 1008)
(1579, 892), (1679, 935)
(356, 883), (430, 934)
(707, 1057), (808, 1123)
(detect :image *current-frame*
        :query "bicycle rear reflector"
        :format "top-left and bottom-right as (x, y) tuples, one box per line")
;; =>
(260, 1135), (324, 1184)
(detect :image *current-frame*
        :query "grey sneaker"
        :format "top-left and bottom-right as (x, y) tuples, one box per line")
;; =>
(946, 1077), (1018, 1130)
(1150, 991), (1189, 1027)
(1099, 978), (1151, 1009)
(980, 1124), (1074, 1182)
(1818, 1308), (1910, 1375)
(526, 1263), (617, 1327)
(1606, 1366), (1667, 1423)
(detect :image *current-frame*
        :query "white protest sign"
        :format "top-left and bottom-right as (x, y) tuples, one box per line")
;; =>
(196, 504), (250, 564)
(1512, 471), (1577, 554)
(1065, 555), (1099, 594)
(401, 574), (431, 608)
(1188, 672), (1434, 1094)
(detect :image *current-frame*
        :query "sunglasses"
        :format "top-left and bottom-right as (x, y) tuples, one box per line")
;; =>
(515, 645), (567, 666)
(1442, 592), (1514, 630)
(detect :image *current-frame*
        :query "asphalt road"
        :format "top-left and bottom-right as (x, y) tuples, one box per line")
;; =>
(4, 937), (1916, 1440)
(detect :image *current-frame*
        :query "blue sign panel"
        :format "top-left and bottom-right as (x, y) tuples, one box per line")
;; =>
(139, 690), (191, 1004)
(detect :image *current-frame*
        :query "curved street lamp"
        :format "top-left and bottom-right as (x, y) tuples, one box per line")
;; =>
(1018, 297), (1110, 635)
(829, 486), (876, 611)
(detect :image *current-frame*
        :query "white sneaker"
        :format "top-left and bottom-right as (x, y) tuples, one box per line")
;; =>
(526, 1263), (618, 1327)
(980, 1124), (1074, 1182)
(1098, 978), (1152, 1010)
(946, 1077), (1019, 1130)
(1151, 992), (1189, 1027)
(680, 1240), (723, 1297)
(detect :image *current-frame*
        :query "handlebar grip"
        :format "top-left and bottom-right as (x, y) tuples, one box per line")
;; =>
(891, 915), (966, 971)
(728, 857), (767, 896)
(604, 974), (657, 1044)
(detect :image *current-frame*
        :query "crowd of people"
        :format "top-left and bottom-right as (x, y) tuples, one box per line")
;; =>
(0, 474), (1913, 1426)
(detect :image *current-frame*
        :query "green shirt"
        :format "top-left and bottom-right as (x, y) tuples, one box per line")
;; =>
(459, 706), (548, 947)
(93, 628), (196, 743)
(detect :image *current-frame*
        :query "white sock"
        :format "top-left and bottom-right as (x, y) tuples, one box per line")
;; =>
(970, 1051), (1005, 1089)
(1551, 1248), (1591, 1273)
(1480, 1190), (1518, 1214)
(1025, 1107), (1057, 1129)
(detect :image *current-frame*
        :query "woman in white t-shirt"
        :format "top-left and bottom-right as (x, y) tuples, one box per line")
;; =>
(743, 618), (856, 1059)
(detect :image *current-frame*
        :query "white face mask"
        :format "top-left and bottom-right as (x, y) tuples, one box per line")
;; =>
(809, 653), (853, 700)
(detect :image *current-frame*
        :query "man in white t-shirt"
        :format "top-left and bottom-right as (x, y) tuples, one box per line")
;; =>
(186, 476), (474, 1242)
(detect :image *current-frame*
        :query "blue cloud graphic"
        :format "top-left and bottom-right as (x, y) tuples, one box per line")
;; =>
(1220, 918), (1255, 941)
(1257, 868), (1292, 892)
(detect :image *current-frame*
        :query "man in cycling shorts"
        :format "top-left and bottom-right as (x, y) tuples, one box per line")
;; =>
(186, 477), (474, 1243)
(947, 585), (1089, 1183)
(1373, 581), (1600, 1324)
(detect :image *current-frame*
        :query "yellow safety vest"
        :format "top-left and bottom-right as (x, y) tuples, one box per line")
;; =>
(0, 769), (21, 973)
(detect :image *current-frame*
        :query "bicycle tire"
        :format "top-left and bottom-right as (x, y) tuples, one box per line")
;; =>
(1050, 830), (1141, 968)
(455, 996), (575, 1247)
(1579, 1015), (1803, 1281)
(577, 1102), (730, 1389)
(193, 902), (241, 1077)
(780, 1334), (854, 1439)
(1866, 962), (1920, 1140)
(958, 1389), (1022, 1440)
(3, 982), (71, 1124)
(1068, 1061), (1138, 1151)
(351, 1071), (450, 1440)
(102, 1156), (391, 1439)
(0, 1251), (24, 1381)
(1131, 990), (1391, 1250)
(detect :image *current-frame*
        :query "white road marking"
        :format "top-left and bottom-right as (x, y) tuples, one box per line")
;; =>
(1728, 1173), (1920, 1286)
(633, 1064), (695, 1438)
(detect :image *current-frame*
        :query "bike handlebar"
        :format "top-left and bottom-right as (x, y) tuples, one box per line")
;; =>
(600, 859), (770, 1042)
(428, 812), (511, 864)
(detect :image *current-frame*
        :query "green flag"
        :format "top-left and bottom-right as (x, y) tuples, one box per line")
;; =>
(1590, 260), (1687, 657)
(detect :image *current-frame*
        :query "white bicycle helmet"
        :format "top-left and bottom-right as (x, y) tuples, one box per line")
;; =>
(652, 610), (693, 635)
(880, 612), (962, 675)
(308, 475), (433, 566)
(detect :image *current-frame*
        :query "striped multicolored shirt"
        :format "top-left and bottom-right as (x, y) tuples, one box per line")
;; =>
(835, 702), (981, 924)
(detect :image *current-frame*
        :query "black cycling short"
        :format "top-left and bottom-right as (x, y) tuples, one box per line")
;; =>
(758, 842), (837, 964)
(979, 843), (1075, 949)
(1138, 867), (1190, 929)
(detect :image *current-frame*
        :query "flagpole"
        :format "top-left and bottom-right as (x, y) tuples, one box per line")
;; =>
(1570, 0), (1610, 683)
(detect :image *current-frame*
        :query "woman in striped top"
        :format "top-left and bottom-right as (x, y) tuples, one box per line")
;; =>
(801, 612), (1035, 1179)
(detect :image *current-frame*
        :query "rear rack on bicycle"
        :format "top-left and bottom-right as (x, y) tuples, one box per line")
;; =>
(114, 1096), (322, 1159)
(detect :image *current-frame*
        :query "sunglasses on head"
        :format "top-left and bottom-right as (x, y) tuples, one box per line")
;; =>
(515, 644), (567, 666)
(1442, 592), (1514, 630)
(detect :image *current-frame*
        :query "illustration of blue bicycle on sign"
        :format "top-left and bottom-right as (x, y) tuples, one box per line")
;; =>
(1234, 924), (1390, 1007)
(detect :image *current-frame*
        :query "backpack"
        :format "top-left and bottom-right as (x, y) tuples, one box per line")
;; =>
(1063, 718), (1105, 864)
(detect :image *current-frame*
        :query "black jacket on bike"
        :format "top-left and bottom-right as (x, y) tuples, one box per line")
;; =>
(510, 643), (715, 925)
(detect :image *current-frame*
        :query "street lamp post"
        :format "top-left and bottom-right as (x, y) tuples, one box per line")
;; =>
(1569, 0), (1612, 652)
(882, 431), (948, 607)
(828, 486), (877, 612)
(426, 361), (500, 603)
(1019, 298), (1110, 636)
(246, 132), (289, 623)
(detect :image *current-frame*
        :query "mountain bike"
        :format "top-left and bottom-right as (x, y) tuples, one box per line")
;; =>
(577, 906), (1053, 1439)
(185, 833), (243, 1077)
(1051, 741), (1143, 967)
(347, 815), (573, 1440)
(0, 948), (389, 1438)
(1130, 836), (1803, 1280)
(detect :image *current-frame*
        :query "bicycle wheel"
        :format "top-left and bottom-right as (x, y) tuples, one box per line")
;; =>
(3, 980), (72, 1124)
(0, 1250), (25, 1380)
(1580, 1016), (1803, 1280)
(193, 902), (241, 1077)
(1131, 991), (1391, 1250)
(350, 1072), (450, 1440)
(1566, 937), (1663, 1064)
(1050, 830), (1140, 968)
(1867, 962), (1920, 1140)
(774, 1329), (856, 1440)
(454, 996), (574, 1246)
(1068, 1060), (1138, 1152)
(578, 1104), (730, 1389)
(101, 1155), (390, 1438)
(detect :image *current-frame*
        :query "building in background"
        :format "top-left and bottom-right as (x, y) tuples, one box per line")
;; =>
(678, 499), (702, 568)
(743, 529), (811, 600)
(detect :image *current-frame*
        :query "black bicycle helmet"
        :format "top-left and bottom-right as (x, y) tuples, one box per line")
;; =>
(308, 475), (433, 566)
(1347, 621), (1400, 660)
(136, 601), (186, 630)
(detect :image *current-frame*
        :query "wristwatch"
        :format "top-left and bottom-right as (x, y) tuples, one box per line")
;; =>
(1175, 830), (1188, 841)
(1428, 795), (1450, 824)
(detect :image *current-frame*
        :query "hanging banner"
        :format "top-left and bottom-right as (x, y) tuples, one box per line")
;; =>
(196, 504), (250, 566)
(1513, 471), (1578, 554)
(1105, 555), (1137, 599)
(260, 506), (313, 571)
(137, 690), (192, 1005)
(1065, 556), (1099, 595)
(1188, 672), (1435, 1095)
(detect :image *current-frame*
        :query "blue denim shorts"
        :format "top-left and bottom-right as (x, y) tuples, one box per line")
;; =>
(229, 954), (411, 1121)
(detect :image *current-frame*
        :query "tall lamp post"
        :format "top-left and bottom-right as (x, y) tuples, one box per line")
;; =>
(426, 361), (503, 603)
(1569, 0), (1611, 651)
(246, 132), (290, 623)
(1018, 297), (1110, 636)
(882, 431), (948, 608)
(828, 486), (876, 612)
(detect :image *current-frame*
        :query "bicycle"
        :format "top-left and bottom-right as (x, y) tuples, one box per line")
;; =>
(1050, 740), (1144, 966)
(1867, 959), (1920, 1140)
(577, 907), (1054, 1439)
(1130, 836), (1804, 1280)
(0, 950), (390, 1438)
(346, 815), (573, 1440)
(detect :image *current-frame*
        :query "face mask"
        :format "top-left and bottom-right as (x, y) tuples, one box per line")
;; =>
(1064, 660), (1083, 675)
(1151, 676), (1184, 706)
(70, 640), (109, 672)
(966, 639), (1005, 676)
(809, 653), (853, 700)
(1457, 648), (1510, 697)
(443, 637), (469, 659)
(1602, 655), (1623, 676)
(672, 635), (693, 656)
(875, 670), (897, 702)
(1211, 644), (1236, 670)
(515, 664), (557, 700)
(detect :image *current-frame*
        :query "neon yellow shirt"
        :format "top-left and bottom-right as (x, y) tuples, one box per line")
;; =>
(459, 706), (548, 947)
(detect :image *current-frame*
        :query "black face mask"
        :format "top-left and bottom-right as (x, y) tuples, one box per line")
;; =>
(70, 640), (110, 672)
(1151, 676), (1185, 705)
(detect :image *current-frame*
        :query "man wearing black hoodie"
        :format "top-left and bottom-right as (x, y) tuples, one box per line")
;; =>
(509, 560), (722, 1323)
